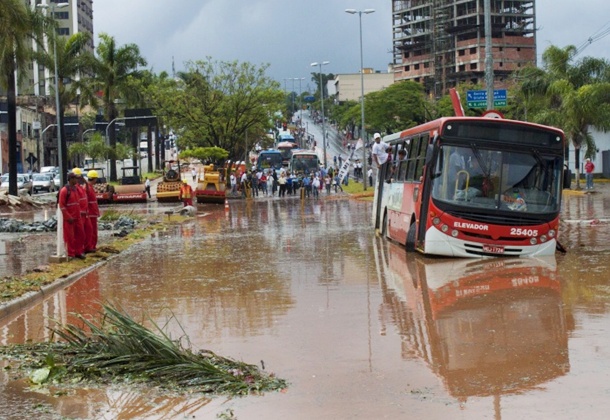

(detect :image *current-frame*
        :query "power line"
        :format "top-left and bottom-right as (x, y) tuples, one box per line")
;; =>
(575, 21), (610, 56)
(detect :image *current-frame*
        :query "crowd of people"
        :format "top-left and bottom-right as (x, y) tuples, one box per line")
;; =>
(226, 164), (351, 199)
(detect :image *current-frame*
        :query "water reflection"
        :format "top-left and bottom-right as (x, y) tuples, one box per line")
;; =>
(375, 238), (571, 400)
(0, 375), (212, 419)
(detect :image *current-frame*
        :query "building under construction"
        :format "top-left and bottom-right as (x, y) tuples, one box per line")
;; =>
(392, 0), (536, 97)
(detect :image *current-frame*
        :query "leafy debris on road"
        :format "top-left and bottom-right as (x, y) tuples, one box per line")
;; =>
(0, 303), (288, 396)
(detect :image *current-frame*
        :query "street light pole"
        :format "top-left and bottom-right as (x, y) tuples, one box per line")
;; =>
(81, 128), (95, 142)
(346, 8), (375, 190)
(290, 78), (296, 115)
(37, 2), (69, 260)
(298, 77), (305, 142)
(105, 116), (153, 141)
(311, 61), (330, 168)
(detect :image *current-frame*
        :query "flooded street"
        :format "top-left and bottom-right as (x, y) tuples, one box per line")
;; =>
(1, 186), (610, 419)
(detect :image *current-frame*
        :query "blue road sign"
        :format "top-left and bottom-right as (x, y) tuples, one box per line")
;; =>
(494, 89), (507, 100)
(466, 89), (508, 108)
(466, 89), (507, 101)
(304, 96), (316, 102)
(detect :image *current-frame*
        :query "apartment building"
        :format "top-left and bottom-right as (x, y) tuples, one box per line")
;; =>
(392, 0), (536, 97)
(3, 0), (95, 171)
(19, 0), (94, 97)
(334, 70), (395, 103)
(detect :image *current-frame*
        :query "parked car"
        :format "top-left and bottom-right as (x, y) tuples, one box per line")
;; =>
(40, 166), (58, 175)
(32, 173), (56, 194)
(0, 174), (33, 195)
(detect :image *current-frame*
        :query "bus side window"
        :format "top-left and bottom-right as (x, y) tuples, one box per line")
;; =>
(413, 134), (429, 181)
(395, 140), (407, 181)
(407, 137), (421, 181)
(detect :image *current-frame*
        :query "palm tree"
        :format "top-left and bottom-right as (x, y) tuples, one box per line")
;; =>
(0, 1), (44, 195)
(34, 31), (94, 183)
(68, 132), (111, 169)
(517, 46), (610, 187)
(88, 33), (146, 182)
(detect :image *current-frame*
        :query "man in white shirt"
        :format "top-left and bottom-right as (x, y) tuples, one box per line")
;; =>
(230, 172), (237, 194)
(371, 132), (392, 183)
(371, 133), (390, 168)
(240, 171), (248, 197)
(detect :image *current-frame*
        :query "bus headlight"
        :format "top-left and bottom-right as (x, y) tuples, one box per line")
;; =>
(432, 217), (441, 226)
(451, 230), (459, 237)
(540, 235), (548, 243)
(441, 224), (448, 233)
(530, 238), (537, 245)
(548, 229), (556, 238)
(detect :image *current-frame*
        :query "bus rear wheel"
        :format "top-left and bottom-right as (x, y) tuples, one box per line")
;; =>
(406, 223), (417, 252)
(382, 212), (388, 238)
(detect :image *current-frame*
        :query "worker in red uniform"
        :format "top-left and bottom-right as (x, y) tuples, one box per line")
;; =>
(73, 168), (88, 257)
(58, 172), (85, 259)
(179, 179), (193, 207)
(85, 170), (101, 252)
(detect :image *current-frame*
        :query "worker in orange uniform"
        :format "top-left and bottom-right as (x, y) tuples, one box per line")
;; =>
(73, 168), (88, 257)
(179, 179), (193, 207)
(58, 172), (85, 259)
(84, 170), (101, 253)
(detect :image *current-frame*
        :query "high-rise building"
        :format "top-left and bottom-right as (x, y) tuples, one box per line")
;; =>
(4, 0), (95, 171)
(392, 0), (536, 97)
(19, 0), (94, 97)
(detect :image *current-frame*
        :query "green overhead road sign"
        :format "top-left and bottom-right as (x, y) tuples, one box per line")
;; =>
(467, 100), (507, 109)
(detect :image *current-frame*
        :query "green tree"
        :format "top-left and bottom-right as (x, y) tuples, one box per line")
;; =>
(68, 132), (112, 168)
(179, 147), (229, 163)
(150, 59), (284, 160)
(364, 81), (427, 134)
(0, 1), (44, 195)
(87, 33), (147, 182)
(516, 45), (610, 187)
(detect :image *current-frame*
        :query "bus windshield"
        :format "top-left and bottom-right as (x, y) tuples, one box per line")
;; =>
(291, 154), (319, 175)
(257, 152), (283, 170)
(431, 145), (563, 214)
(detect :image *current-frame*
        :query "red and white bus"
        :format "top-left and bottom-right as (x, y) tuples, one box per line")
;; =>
(373, 117), (567, 257)
(277, 139), (299, 167)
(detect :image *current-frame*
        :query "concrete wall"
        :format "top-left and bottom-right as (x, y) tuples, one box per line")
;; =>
(567, 128), (610, 175)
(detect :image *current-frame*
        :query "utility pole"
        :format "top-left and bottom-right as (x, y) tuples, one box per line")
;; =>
(484, 0), (494, 110)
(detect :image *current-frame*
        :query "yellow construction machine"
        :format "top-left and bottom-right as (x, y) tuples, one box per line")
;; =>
(156, 160), (183, 202)
(195, 164), (226, 204)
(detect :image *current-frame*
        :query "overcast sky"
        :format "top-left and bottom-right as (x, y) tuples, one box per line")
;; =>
(94, 0), (610, 94)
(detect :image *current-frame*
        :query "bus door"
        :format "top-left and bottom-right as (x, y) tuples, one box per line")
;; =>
(415, 135), (434, 246)
(374, 162), (392, 229)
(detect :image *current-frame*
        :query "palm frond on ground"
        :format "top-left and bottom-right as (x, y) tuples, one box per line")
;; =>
(0, 303), (287, 395)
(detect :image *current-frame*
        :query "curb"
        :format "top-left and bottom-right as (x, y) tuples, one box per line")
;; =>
(0, 256), (113, 323)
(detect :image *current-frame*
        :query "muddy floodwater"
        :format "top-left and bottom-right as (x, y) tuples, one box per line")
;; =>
(1, 186), (610, 419)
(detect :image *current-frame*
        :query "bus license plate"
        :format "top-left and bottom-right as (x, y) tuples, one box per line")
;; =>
(483, 244), (505, 254)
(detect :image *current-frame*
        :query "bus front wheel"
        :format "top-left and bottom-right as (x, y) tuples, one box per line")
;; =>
(406, 223), (417, 252)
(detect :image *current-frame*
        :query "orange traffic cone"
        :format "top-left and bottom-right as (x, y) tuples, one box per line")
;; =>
(224, 198), (229, 211)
